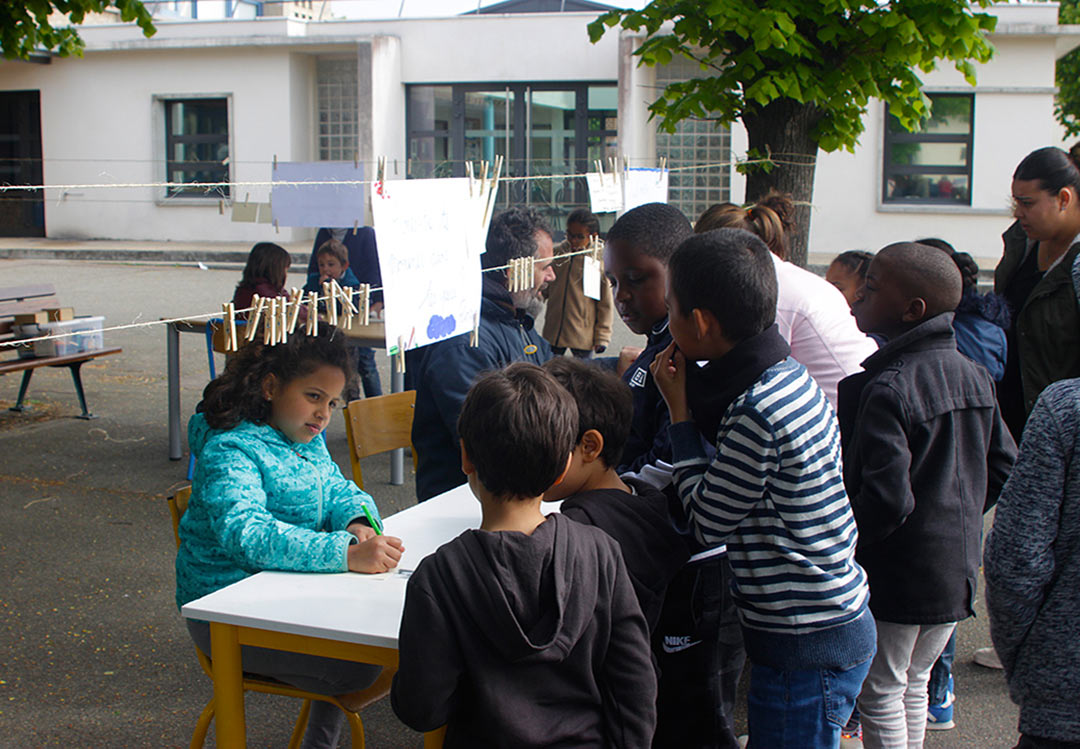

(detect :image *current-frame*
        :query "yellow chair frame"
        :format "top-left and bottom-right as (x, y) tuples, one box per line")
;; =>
(168, 487), (394, 749)
(342, 391), (417, 489)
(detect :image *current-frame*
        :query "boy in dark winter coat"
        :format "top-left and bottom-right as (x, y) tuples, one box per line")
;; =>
(838, 242), (1016, 747)
(392, 363), (657, 748)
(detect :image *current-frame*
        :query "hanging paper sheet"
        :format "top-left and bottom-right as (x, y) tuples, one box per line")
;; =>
(372, 177), (483, 355)
(586, 172), (623, 214)
(622, 167), (669, 214)
(270, 162), (366, 228)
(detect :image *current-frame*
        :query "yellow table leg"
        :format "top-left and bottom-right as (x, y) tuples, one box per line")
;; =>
(210, 622), (247, 747)
(423, 726), (447, 748)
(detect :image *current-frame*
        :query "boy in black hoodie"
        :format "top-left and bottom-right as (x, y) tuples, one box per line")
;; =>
(542, 357), (690, 633)
(391, 363), (657, 748)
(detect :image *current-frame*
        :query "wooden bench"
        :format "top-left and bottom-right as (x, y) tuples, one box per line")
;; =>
(1, 284), (123, 419)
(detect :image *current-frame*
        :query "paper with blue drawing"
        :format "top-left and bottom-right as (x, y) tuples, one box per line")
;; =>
(270, 162), (366, 228)
(372, 177), (487, 354)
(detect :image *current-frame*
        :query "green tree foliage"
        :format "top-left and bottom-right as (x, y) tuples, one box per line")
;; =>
(1, 0), (155, 61)
(1056, 0), (1080, 138)
(588, 0), (997, 263)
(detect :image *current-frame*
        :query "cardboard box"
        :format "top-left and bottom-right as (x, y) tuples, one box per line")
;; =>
(45, 307), (74, 322)
(14, 316), (105, 358)
(13, 311), (50, 325)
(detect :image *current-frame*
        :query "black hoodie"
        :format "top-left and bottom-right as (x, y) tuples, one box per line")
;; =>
(392, 513), (657, 748)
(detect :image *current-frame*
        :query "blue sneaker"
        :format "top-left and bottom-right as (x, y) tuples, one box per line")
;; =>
(927, 674), (955, 730)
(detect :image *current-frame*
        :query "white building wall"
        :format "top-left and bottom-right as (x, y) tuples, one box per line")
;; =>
(0, 5), (1073, 250)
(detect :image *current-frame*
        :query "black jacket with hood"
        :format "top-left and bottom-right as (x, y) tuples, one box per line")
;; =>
(391, 512), (658, 748)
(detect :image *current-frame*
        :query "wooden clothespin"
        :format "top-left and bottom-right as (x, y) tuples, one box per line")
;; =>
(273, 154), (278, 171)
(482, 155), (503, 228)
(278, 293), (289, 344)
(246, 295), (265, 342)
(353, 219), (360, 236)
(375, 156), (387, 198)
(466, 161), (475, 198)
(319, 282), (336, 328)
(218, 200), (224, 215)
(306, 291), (319, 336)
(357, 283), (370, 326)
(394, 158), (398, 176)
(286, 288), (303, 334)
(273, 219), (279, 234)
(341, 288), (354, 330)
(596, 158), (605, 186)
(266, 297), (278, 345)
(221, 302), (236, 352)
(469, 312), (479, 347)
(396, 336), (406, 374)
(353, 150), (359, 170)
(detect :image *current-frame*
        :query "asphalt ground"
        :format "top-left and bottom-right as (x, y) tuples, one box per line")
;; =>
(0, 258), (1021, 747)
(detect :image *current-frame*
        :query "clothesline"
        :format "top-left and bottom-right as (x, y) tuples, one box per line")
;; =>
(0, 246), (603, 350)
(0, 156), (817, 195)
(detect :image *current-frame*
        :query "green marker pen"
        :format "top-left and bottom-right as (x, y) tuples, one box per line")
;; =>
(360, 504), (383, 536)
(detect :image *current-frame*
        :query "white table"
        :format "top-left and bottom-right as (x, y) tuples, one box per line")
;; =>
(181, 485), (558, 747)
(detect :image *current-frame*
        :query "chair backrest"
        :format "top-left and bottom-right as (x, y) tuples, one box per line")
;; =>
(168, 486), (192, 550)
(344, 391), (416, 488)
(210, 319), (249, 355)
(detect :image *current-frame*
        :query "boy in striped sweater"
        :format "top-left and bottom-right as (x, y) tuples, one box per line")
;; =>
(651, 228), (876, 748)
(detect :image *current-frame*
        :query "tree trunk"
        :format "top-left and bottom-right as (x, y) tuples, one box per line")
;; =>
(741, 99), (822, 267)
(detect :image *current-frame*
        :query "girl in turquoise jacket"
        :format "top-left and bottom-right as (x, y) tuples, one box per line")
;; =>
(176, 327), (404, 749)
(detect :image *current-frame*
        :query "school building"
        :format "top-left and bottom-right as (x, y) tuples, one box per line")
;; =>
(0, 0), (1077, 258)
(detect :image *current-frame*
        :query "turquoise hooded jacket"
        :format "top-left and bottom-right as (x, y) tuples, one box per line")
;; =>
(175, 413), (382, 609)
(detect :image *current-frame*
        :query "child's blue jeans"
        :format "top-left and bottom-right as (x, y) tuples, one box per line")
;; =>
(747, 657), (871, 749)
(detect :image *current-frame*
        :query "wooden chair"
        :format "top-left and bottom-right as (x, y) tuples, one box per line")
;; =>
(343, 391), (417, 489)
(168, 487), (394, 749)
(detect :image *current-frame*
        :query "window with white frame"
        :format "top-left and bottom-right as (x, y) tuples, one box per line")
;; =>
(164, 98), (229, 198)
(883, 93), (974, 205)
(655, 56), (731, 222)
(317, 57), (359, 162)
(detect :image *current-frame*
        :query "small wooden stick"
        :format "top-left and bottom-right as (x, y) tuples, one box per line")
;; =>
(341, 287), (354, 330)
(322, 281), (337, 326)
(266, 297), (277, 345)
(338, 281), (358, 315)
(246, 295), (264, 341)
(358, 284), (370, 326)
(307, 291), (319, 336)
(278, 294), (288, 344)
(469, 312), (479, 347)
(287, 288), (303, 334)
(396, 336), (406, 374)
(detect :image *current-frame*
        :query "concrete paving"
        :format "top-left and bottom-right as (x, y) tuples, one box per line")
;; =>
(0, 258), (1021, 747)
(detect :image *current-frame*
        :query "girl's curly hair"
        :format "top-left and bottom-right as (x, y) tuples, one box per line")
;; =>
(200, 326), (353, 430)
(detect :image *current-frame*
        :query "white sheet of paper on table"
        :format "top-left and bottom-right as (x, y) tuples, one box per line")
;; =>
(586, 172), (623, 214)
(270, 162), (366, 228)
(372, 177), (482, 354)
(622, 167), (669, 214)
(583, 256), (602, 301)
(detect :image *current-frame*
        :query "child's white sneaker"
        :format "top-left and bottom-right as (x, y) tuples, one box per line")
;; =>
(973, 646), (1003, 669)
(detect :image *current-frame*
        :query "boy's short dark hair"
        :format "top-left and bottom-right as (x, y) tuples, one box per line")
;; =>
(567, 209), (600, 236)
(484, 207), (553, 270)
(316, 238), (349, 266)
(543, 358), (632, 468)
(458, 363), (578, 498)
(606, 203), (692, 263)
(669, 228), (777, 342)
